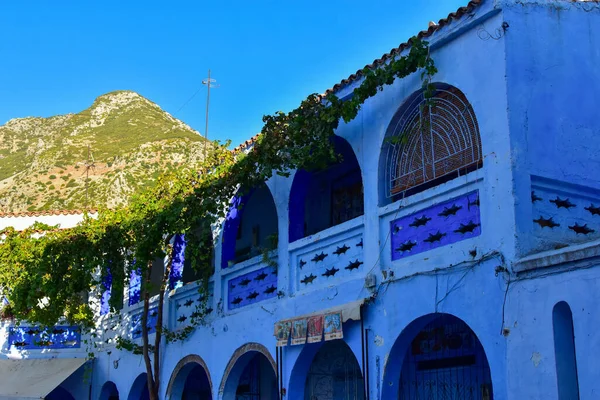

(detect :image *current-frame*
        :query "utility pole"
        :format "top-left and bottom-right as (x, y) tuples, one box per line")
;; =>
(202, 69), (218, 159)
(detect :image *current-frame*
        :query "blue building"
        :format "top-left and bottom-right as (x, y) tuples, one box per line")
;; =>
(1, 0), (599, 399)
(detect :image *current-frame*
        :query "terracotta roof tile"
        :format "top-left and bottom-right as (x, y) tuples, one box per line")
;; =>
(0, 209), (97, 218)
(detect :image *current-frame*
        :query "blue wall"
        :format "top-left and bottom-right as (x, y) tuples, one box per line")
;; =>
(10, 2), (595, 400)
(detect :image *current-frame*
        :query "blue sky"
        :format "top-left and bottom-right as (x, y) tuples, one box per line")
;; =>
(0, 0), (467, 147)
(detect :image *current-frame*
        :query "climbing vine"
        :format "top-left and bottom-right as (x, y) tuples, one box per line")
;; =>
(0, 37), (435, 400)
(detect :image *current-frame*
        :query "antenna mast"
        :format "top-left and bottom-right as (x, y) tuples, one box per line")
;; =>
(202, 69), (218, 159)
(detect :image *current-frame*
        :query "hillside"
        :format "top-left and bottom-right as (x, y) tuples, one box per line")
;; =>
(0, 91), (209, 213)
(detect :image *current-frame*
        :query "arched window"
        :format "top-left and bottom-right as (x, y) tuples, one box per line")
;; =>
(553, 301), (580, 399)
(289, 136), (363, 242)
(381, 84), (482, 203)
(221, 184), (278, 268)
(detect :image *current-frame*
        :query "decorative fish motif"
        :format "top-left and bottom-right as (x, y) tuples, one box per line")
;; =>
(247, 291), (259, 300)
(13, 341), (28, 347)
(424, 231), (446, 243)
(311, 252), (328, 262)
(409, 216), (431, 228)
(438, 204), (462, 217)
(229, 282), (236, 289)
(468, 197), (480, 207)
(184, 299), (194, 307)
(36, 340), (53, 347)
(322, 267), (339, 277)
(533, 216), (560, 229)
(356, 239), (363, 248)
(239, 278), (251, 286)
(531, 191), (542, 203)
(175, 303), (182, 309)
(585, 204), (600, 216)
(550, 197), (576, 209)
(51, 328), (66, 335)
(301, 274), (317, 285)
(333, 245), (350, 255)
(177, 315), (187, 323)
(231, 297), (243, 305)
(254, 272), (268, 281)
(264, 285), (277, 294)
(454, 221), (480, 234)
(299, 259), (307, 268)
(396, 241), (417, 252)
(345, 260), (363, 271)
(133, 329), (142, 336)
(190, 311), (201, 319)
(569, 223), (595, 235)
(393, 225), (401, 234)
(26, 329), (39, 335)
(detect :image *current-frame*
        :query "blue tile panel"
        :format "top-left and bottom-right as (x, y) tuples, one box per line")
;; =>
(227, 266), (277, 310)
(131, 307), (158, 339)
(531, 176), (600, 250)
(169, 234), (186, 290)
(391, 191), (481, 261)
(173, 283), (214, 328)
(292, 231), (364, 292)
(8, 325), (81, 349)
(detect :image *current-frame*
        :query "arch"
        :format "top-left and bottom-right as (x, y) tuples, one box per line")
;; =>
(165, 354), (213, 400)
(382, 313), (493, 399)
(553, 301), (580, 399)
(99, 381), (120, 400)
(127, 373), (150, 400)
(289, 135), (364, 242)
(219, 343), (278, 400)
(379, 83), (482, 205)
(169, 230), (215, 290)
(221, 184), (279, 269)
(46, 386), (75, 400)
(289, 340), (364, 400)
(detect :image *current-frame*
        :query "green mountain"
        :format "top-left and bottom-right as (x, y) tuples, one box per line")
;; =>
(0, 90), (208, 212)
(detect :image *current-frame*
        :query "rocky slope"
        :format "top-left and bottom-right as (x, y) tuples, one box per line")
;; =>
(0, 91), (209, 212)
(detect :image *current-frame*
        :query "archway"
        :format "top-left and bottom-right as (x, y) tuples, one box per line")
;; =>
(221, 184), (279, 269)
(289, 135), (363, 242)
(220, 343), (278, 400)
(100, 381), (120, 400)
(46, 386), (75, 400)
(301, 340), (365, 400)
(127, 373), (150, 400)
(379, 83), (482, 205)
(166, 355), (212, 400)
(383, 313), (493, 399)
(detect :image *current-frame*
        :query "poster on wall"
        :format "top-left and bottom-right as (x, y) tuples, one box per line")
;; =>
(291, 319), (308, 345)
(307, 315), (324, 343)
(324, 312), (343, 341)
(274, 321), (291, 347)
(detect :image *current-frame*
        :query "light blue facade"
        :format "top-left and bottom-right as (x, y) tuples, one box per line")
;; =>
(2, 1), (599, 399)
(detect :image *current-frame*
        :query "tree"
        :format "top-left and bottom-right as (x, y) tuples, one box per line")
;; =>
(0, 37), (435, 400)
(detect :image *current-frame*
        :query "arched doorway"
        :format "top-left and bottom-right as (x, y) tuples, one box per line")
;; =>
(128, 373), (150, 400)
(304, 340), (364, 400)
(100, 381), (120, 400)
(166, 355), (212, 400)
(220, 344), (278, 400)
(390, 314), (493, 399)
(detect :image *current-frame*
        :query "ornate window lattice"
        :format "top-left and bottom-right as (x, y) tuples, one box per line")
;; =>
(385, 86), (482, 199)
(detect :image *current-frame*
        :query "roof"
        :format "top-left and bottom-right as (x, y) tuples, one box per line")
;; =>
(233, 0), (482, 153)
(0, 209), (97, 218)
